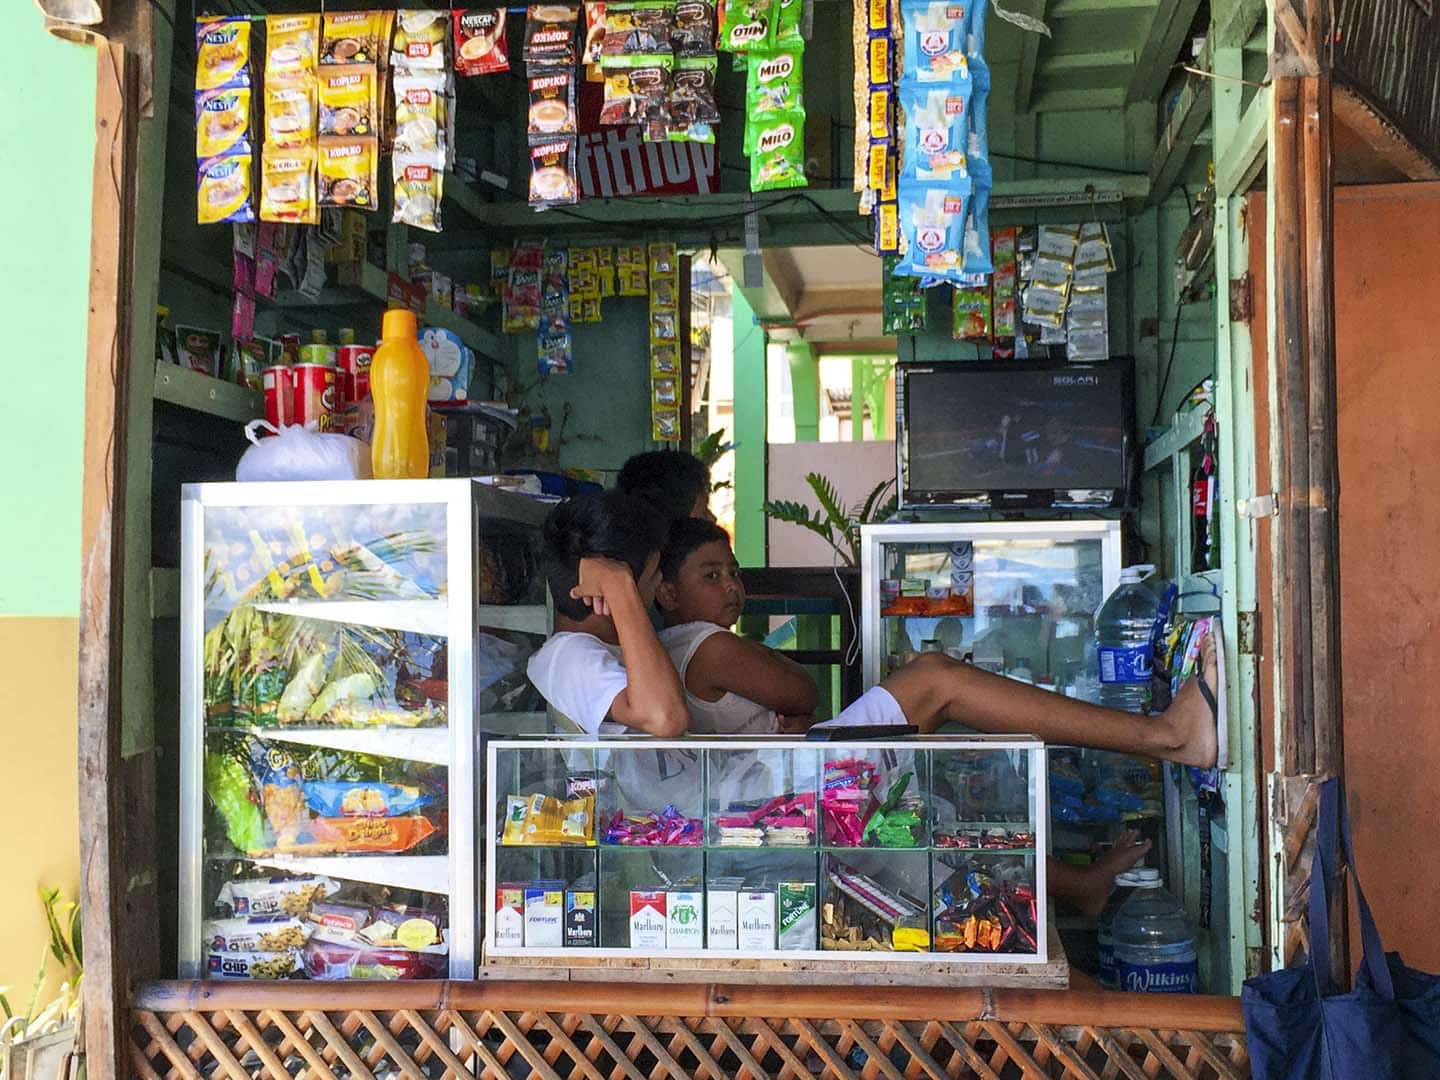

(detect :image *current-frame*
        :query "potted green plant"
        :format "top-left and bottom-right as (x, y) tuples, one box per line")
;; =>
(763, 473), (898, 567)
(1, 889), (82, 1080)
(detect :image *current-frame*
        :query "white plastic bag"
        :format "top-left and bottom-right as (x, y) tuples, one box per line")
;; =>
(236, 420), (373, 482)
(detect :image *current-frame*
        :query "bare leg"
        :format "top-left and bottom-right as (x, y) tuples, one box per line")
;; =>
(880, 635), (1219, 767)
(1046, 829), (1152, 917)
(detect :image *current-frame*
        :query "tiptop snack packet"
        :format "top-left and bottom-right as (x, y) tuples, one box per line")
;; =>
(454, 9), (512, 75)
(260, 145), (318, 225)
(196, 86), (253, 159)
(392, 10), (449, 70)
(600, 56), (673, 125)
(310, 815), (439, 853)
(749, 109), (807, 190)
(198, 153), (256, 225)
(195, 16), (252, 90)
(320, 11), (391, 66)
(656, 56), (719, 142)
(600, 1), (674, 57)
(318, 137), (379, 209)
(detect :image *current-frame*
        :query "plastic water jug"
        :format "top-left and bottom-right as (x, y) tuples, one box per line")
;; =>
(1095, 565), (1160, 713)
(1095, 867), (1147, 989)
(1110, 868), (1198, 994)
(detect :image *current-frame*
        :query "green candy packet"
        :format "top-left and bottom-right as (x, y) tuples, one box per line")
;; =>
(749, 108), (808, 190)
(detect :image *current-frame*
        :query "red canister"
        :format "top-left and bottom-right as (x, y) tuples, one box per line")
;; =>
(291, 363), (338, 431)
(262, 365), (293, 428)
(337, 344), (376, 407)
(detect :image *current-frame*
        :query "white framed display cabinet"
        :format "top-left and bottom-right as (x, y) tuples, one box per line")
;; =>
(178, 479), (552, 981)
(483, 735), (1056, 982)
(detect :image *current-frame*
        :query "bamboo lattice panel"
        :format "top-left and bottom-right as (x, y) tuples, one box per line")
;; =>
(129, 982), (1249, 1080)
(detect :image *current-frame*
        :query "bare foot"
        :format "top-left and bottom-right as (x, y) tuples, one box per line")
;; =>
(1153, 633), (1219, 768)
(1068, 829), (1153, 917)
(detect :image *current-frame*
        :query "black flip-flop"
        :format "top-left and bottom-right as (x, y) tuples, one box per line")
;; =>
(1197, 621), (1228, 771)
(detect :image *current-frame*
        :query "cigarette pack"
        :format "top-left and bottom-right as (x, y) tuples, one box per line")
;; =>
(738, 890), (776, 952)
(565, 889), (596, 948)
(523, 886), (564, 948)
(706, 880), (740, 950)
(778, 881), (817, 951)
(629, 890), (668, 950)
(494, 885), (524, 948)
(667, 890), (704, 949)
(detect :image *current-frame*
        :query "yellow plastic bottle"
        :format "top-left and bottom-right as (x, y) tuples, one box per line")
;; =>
(370, 309), (431, 480)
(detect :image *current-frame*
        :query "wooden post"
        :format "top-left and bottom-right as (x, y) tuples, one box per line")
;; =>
(78, 41), (137, 1080)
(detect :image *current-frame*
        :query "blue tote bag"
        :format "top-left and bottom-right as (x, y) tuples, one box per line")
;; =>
(1242, 778), (1440, 1079)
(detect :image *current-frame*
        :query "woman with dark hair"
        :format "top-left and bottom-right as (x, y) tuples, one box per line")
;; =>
(616, 449), (714, 524)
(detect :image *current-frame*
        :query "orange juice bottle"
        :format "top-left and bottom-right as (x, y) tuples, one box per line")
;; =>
(370, 309), (431, 479)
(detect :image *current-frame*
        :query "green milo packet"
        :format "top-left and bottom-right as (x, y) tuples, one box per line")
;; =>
(746, 45), (803, 120)
(772, 0), (803, 46)
(719, 0), (770, 51)
(749, 109), (807, 191)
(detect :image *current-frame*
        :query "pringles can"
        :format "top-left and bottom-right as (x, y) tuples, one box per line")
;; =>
(262, 366), (293, 428)
(291, 363), (337, 431)
(337, 344), (375, 407)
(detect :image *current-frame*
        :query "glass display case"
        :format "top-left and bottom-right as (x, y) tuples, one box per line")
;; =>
(483, 736), (1049, 964)
(178, 479), (552, 981)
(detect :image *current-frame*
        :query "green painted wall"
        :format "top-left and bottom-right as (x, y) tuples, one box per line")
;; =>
(0, 10), (95, 618)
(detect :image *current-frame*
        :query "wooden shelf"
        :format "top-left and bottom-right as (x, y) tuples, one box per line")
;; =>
(1143, 406), (1212, 471)
(153, 362), (262, 423)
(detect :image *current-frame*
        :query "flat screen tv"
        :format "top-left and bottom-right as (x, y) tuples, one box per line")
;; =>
(896, 359), (1135, 510)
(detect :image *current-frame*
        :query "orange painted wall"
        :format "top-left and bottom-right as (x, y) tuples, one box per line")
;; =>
(1330, 183), (1440, 970)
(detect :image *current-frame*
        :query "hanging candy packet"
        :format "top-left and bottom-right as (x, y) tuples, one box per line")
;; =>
(900, 83), (970, 181)
(453, 9), (511, 75)
(901, 0), (970, 83)
(392, 10), (448, 70)
(672, 0), (716, 55)
(745, 45), (803, 118)
(952, 282), (992, 341)
(601, 2), (675, 56)
(898, 180), (970, 278)
(749, 109), (808, 190)
(196, 16), (252, 90)
(525, 4), (580, 65)
(529, 139), (579, 207)
(504, 239), (546, 332)
(718, 0), (770, 52)
(537, 247), (573, 374)
(528, 69), (578, 138)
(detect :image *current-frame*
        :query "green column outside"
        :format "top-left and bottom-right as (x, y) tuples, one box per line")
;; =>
(851, 356), (866, 441)
(787, 341), (819, 442)
(731, 286), (766, 569)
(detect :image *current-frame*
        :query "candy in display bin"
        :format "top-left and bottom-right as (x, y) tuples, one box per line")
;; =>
(419, 326), (472, 403)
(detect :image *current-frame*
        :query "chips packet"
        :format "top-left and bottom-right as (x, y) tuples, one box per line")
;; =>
(198, 154), (256, 225)
(265, 14), (320, 85)
(319, 65), (378, 137)
(748, 109), (808, 190)
(196, 86), (253, 159)
(302, 780), (432, 818)
(454, 9), (512, 74)
(392, 10), (449, 70)
(206, 948), (302, 980)
(393, 155), (444, 231)
(195, 16), (252, 90)
(952, 282), (992, 340)
(321, 10), (389, 65)
(204, 914), (313, 954)
(745, 45), (803, 118)
(260, 144), (318, 224)
(310, 815), (439, 853)
(529, 139), (579, 207)
(318, 137), (379, 208)
(217, 875), (340, 917)
(525, 4), (580, 64)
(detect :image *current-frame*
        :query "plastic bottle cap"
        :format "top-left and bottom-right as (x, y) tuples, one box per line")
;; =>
(382, 308), (419, 339)
(1118, 564), (1157, 584)
(1130, 868), (1163, 886)
(1114, 867), (1150, 887)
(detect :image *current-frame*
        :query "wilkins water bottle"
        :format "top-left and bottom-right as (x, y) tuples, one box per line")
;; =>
(1095, 565), (1160, 713)
(1095, 868), (1147, 989)
(1110, 869), (1198, 994)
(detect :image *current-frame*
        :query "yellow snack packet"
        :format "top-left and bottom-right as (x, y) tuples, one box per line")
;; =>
(195, 86), (252, 159)
(395, 917), (440, 949)
(318, 137), (378, 209)
(265, 14), (320, 85)
(264, 85), (316, 148)
(559, 794), (595, 843)
(319, 65), (378, 137)
(261, 145), (317, 224)
(501, 795), (529, 845)
(195, 16), (252, 91)
(197, 154), (255, 224)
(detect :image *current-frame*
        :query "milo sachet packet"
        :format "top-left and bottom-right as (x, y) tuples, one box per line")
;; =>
(749, 108), (807, 191)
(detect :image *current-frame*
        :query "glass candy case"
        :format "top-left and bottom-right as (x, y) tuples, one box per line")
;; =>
(179, 479), (551, 980)
(483, 736), (1049, 964)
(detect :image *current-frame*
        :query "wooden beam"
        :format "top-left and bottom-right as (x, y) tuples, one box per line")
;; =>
(1128, 0), (1205, 103)
(79, 40), (137, 1080)
(1216, 84), (1270, 197)
(1148, 75), (1211, 201)
(1013, 0), (1051, 114)
(1215, 0), (1265, 47)
(1332, 84), (1440, 181)
(1051, 0), (1157, 16)
(1041, 49), (1137, 73)
(1030, 88), (1127, 113)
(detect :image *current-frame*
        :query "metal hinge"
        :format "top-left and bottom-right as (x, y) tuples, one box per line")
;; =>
(1237, 493), (1277, 518)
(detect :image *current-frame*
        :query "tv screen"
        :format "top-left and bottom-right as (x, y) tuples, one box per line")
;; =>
(898, 361), (1133, 508)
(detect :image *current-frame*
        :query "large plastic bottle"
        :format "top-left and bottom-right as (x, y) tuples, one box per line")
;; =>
(370, 309), (431, 480)
(1095, 565), (1160, 713)
(1095, 867), (1147, 988)
(1110, 868), (1198, 994)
